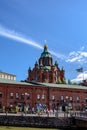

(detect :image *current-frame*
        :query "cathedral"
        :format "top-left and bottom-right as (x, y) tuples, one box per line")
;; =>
(27, 45), (66, 84)
(0, 45), (87, 113)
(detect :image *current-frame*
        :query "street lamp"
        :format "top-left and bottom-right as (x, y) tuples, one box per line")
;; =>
(65, 96), (69, 112)
(25, 92), (28, 114)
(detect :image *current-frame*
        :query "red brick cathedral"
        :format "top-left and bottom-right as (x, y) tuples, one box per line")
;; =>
(27, 45), (66, 84)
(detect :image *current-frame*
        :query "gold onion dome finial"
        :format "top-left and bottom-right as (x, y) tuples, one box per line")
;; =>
(44, 44), (48, 50)
(44, 40), (47, 49)
(40, 41), (51, 58)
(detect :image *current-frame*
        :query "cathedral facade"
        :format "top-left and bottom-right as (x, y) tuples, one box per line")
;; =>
(27, 45), (65, 84)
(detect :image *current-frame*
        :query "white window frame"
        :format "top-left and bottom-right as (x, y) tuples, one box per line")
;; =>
(16, 93), (19, 99)
(52, 95), (55, 100)
(37, 94), (40, 100)
(42, 94), (45, 100)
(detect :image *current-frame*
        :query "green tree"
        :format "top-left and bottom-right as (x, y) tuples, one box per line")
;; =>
(62, 78), (66, 84)
(68, 79), (72, 85)
(57, 77), (62, 84)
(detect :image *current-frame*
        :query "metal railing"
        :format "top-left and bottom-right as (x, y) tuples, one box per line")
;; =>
(71, 111), (87, 119)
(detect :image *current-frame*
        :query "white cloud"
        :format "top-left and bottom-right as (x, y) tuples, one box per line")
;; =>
(0, 25), (66, 60)
(66, 47), (87, 64)
(1, 25), (87, 64)
(71, 71), (87, 83)
(0, 25), (43, 49)
(81, 52), (87, 57)
(49, 49), (66, 60)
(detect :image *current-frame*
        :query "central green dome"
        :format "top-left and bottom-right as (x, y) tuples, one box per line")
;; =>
(41, 45), (51, 58)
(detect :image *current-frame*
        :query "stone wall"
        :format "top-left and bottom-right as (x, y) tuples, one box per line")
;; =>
(75, 117), (87, 128)
(0, 115), (76, 129)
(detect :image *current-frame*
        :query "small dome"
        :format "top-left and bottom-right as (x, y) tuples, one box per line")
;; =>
(41, 45), (51, 58)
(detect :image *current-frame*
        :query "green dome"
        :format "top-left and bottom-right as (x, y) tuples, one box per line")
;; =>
(41, 45), (51, 58)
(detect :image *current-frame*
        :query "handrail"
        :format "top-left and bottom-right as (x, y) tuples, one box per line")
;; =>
(71, 111), (87, 118)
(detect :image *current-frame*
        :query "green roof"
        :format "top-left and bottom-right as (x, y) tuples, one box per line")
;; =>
(40, 82), (87, 90)
(0, 79), (45, 87)
(43, 66), (51, 71)
(0, 78), (32, 86)
(0, 78), (87, 90)
(41, 45), (51, 58)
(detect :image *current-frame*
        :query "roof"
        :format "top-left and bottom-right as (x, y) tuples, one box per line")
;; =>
(0, 79), (45, 87)
(43, 66), (51, 71)
(40, 82), (87, 90)
(0, 78), (87, 90)
(40, 45), (51, 58)
(0, 71), (16, 76)
(0, 78), (33, 86)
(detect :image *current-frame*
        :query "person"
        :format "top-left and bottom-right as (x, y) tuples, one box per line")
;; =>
(32, 107), (34, 114)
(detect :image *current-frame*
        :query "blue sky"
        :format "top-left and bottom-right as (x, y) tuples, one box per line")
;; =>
(0, 0), (87, 82)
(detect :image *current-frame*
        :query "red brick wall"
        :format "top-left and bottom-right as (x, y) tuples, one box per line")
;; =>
(0, 83), (86, 111)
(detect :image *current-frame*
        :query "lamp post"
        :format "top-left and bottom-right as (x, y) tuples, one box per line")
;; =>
(65, 96), (69, 117)
(25, 92), (28, 114)
(65, 96), (69, 112)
